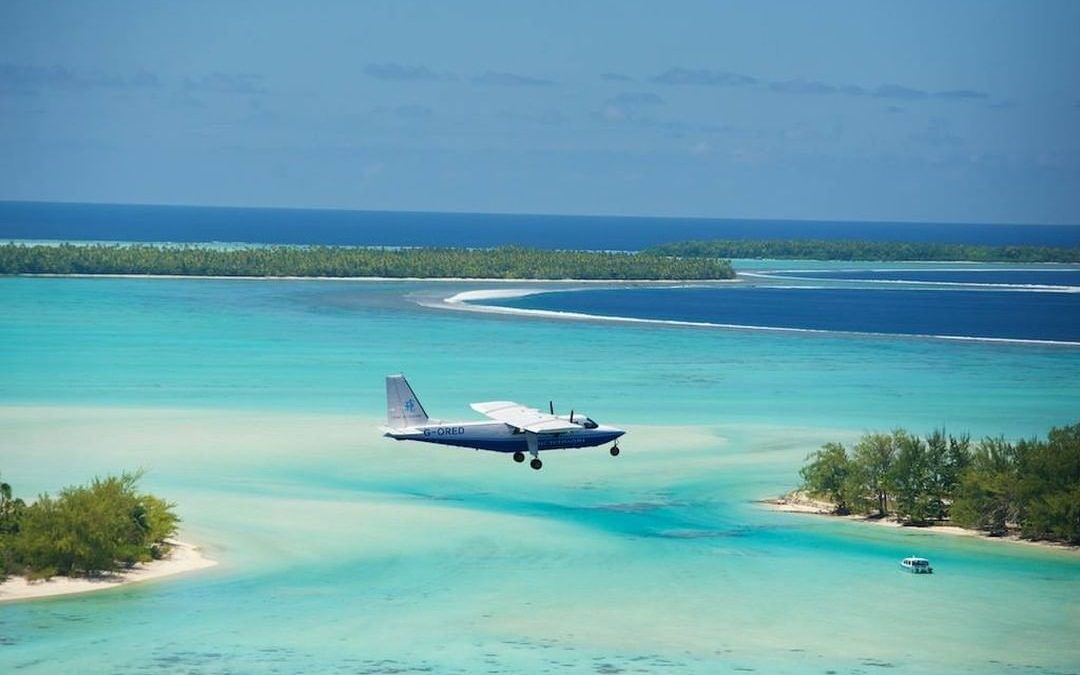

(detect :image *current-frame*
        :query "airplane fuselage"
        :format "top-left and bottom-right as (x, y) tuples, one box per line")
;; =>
(382, 374), (625, 469)
(385, 420), (624, 453)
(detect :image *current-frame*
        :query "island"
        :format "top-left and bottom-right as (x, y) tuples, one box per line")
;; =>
(645, 239), (1080, 263)
(0, 243), (735, 280)
(768, 423), (1080, 547)
(0, 470), (215, 602)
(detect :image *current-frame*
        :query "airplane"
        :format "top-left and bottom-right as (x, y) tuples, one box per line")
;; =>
(382, 374), (625, 470)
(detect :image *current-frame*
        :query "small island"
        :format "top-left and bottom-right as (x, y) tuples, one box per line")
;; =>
(769, 423), (1080, 546)
(0, 470), (215, 602)
(0, 243), (735, 280)
(646, 239), (1080, 263)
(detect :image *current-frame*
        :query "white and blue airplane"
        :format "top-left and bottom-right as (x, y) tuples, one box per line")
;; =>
(382, 374), (625, 470)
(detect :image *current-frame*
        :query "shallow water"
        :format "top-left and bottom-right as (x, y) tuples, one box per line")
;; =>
(1, 273), (1078, 674)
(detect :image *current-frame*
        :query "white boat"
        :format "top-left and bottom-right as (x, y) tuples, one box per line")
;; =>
(900, 556), (933, 574)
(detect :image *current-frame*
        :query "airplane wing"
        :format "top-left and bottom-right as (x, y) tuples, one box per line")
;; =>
(470, 400), (579, 434)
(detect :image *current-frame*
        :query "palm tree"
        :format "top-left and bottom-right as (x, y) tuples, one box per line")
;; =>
(0, 472), (25, 535)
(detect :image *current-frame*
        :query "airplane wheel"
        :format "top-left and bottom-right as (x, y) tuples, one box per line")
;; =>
(530, 458), (543, 470)
(610, 446), (620, 457)
(513, 452), (525, 463)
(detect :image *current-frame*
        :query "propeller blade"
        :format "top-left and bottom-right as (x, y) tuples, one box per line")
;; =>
(549, 401), (554, 415)
(570, 409), (575, 423)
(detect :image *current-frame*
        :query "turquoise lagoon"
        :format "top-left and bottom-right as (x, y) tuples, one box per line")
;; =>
(1, 269), (1079, 675)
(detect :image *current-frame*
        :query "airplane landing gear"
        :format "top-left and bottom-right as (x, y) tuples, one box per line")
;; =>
(513, 451), (525, 463)
(610, 445), (620, 457)
(530, 458), (543, 470)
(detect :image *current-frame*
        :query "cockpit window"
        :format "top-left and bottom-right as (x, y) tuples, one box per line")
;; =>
(583, 418), (598, 429)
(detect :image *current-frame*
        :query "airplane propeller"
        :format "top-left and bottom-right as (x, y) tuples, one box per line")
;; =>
(549, 400), (575, 424)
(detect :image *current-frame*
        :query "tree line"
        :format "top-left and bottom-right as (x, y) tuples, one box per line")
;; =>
(0, 471), (178, 581)
(798, 423), (1080, 544)
(645, 239), (1080, 263)
(0, 243), (735, 280)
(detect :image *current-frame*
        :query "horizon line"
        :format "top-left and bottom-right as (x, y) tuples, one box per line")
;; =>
(1, 198), (1077, 230)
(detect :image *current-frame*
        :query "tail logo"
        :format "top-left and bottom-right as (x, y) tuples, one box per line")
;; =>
(404, 399), (416, 413)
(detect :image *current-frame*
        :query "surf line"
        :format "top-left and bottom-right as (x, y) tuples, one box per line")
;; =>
(741, 271), (1080, 293)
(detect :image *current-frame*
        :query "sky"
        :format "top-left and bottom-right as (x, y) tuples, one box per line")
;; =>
(1, 1), (1078, 224)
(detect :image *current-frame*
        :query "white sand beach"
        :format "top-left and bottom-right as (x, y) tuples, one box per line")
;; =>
(761, 492), (1080, 552)
(0, 539), (217, 604)
(443, 287), (551, 304)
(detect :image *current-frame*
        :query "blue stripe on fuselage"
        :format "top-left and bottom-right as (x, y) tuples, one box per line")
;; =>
(421, 432), (622, 453)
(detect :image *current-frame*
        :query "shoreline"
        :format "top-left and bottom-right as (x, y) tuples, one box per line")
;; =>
(441, 281), (740, 306)
(759, 492), (1079, 553)
(0, 539), (218, 604)
(6, 273), (738, 283)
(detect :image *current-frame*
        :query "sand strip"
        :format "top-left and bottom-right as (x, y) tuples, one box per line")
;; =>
(0, 539), (217, 603)
(759, 493), (1079, 552)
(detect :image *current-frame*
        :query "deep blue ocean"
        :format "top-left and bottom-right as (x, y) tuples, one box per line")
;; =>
(492, 284), (1080, 343)
(3, 200), (1080, 249)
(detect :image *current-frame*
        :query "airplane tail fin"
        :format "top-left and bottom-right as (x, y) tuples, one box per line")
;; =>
(386, 374), (429, 429)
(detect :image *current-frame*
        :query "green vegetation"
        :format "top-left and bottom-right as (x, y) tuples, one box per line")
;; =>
(0, 243), (735, 280)
(798, 423), (1080, 544)
(645, 239), (1080, 263)
(0, 471), (179, 580)
(0, 474), (25, 582)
